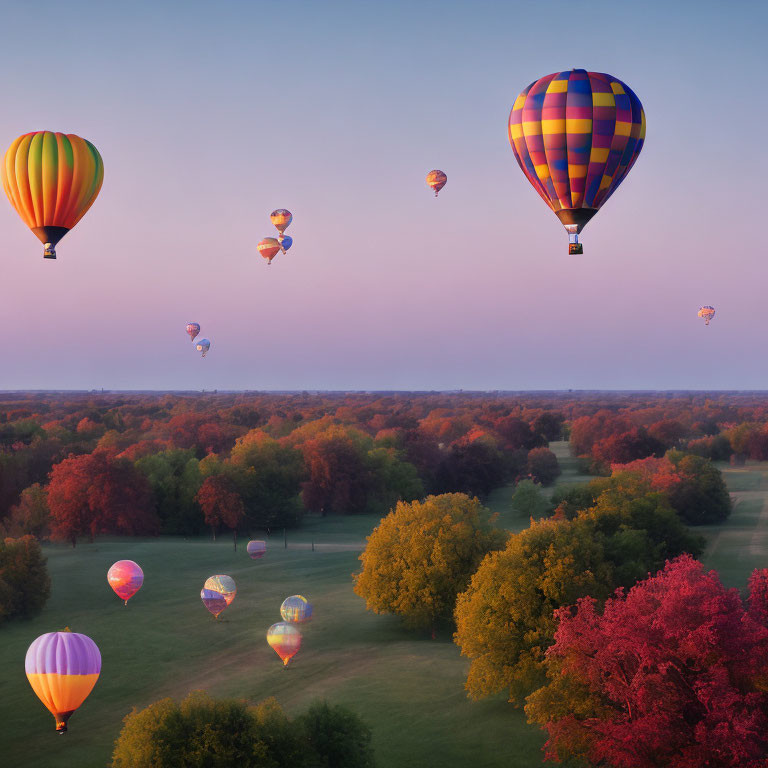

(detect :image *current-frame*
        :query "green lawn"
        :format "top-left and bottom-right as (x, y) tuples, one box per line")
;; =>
(1, 534), (543, 768)
(4, 452), (764, 768)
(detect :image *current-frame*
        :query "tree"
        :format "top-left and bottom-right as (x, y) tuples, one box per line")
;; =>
(0, 536), (50, 623)
(1, 483), (49, 538)
(136, 449), (203, 535)
(297, 701), (376, 768)
(48, 452), (158, 546)
(526, 447), (561, 486)
(526, 556), (768, 768)
(510, 479), (551, 520)
(748, 568), (768, 628)
(111, 692), (302, 768)
(111, 692), (375, 768)
(665, 451), (732, 525)
(532, 412), (565, 442)
(195, 475), (245, 549)
(433, 440), (508, 498)
(354, 494), (506, 634)
(454, 479), (702, 705)
(591, 427), (664, 465)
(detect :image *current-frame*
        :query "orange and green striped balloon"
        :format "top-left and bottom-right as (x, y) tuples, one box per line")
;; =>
(2, 131), (104, 259)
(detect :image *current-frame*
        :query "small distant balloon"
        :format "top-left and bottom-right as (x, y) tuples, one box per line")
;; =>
(186, 323), (200, 342)
(247, 540), (267, 560)
(201, 575), (235, 618)
(698, 306), (716, 326)
(107, 560), (143, 605)
(426, 170), (447, 197)
(196, 339), (210, 357)
(26, 631), (101, 732)
(280, 595), (313, 624)
(258, 237), (281, 265)
(267, 622), (302, 666)
(204, 575), (236, 605)
(270, 209), (293, 235)
(278, 234), (293, 254)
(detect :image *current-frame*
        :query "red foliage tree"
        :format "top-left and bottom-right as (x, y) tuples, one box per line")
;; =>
(48, 452), (158, 546)
(195, 475), (245, 549)
(748, 568), (768, 629)
(527, 555), (768, 768)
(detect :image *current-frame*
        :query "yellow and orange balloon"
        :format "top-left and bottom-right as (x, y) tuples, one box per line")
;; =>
(2, 131), (104, 259)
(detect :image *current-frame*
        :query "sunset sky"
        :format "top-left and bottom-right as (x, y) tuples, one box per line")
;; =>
(0, 0), (764, 391)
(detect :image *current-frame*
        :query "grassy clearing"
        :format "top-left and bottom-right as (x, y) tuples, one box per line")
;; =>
(4, 451), (763, 768)
(1, 535), (543, 768)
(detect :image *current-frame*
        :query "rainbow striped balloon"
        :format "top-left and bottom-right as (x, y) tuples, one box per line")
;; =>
(25, 631), (101, 732)
(508, 69), (645, 253)
(2, 131), (104, 259)
(267, 622), (302, 666)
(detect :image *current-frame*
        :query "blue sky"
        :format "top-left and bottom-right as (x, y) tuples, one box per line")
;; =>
(0, 0), (765, 390)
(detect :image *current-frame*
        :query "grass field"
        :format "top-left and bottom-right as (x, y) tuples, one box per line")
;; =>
(2, 448), (763, 768)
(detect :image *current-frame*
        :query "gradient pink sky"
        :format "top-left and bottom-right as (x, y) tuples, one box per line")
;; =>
(0, 0), (764, 390)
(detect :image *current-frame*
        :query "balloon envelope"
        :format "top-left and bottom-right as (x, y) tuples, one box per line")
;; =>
(186, 323), (200, 342)
(107, 560), (143, 604)
(279, 235), (293, 254)
(698, 306), (716, 325)
(204, 575), (237, 605)
(280, 595), (313, 623)
(258, 237), (281, 264)
(267, 622), (302, 666)
(270, 209), (293, 234)
(508, 69), (645, 251)
(196, 339), (210, 357)
(200, 588), (228, 618)
(25, 631), (101, 732)
(2, 131), (104, 259)
(426, 170), (447, 197)
(247, 540), (267, 559)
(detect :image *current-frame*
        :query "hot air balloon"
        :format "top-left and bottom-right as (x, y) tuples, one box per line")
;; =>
(186, 323), (200, 342)
(2, 132), (104, 259)
(270, 209), (293, 236)
(196, 339), (210, 357)
(258, 237), (281, 265)
(426, 170), (447, 197)
(247, 540), (267, 560)
(204, 575), (236, 605)
(267, 622), (302, 666)
(107, 560), (143, 605)
(280, 595), (313, 623)
(25, 631), (101, 732)
(278, 234), (293, 255)
(698, 306), (716, 326)
(508, 69), (645, 254)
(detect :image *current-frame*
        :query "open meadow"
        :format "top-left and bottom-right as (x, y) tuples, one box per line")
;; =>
(1, 447), (762, 768)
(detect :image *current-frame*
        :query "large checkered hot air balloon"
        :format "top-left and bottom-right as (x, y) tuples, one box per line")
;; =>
(2, 132), (104, 259)
(508, 69), (645, 254)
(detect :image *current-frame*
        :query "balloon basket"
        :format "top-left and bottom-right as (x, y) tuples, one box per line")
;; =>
(568, 243), (583, 255)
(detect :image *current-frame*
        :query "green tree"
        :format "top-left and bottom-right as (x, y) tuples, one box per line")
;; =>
(297, 701), (376, 768)
(136, 449), (202, 535)
(1, 483), (50, 538)
(510, 479), (551, 521)
(111, 692), (301, 768)
(354, 493), (506, 633)
(665, 450), (732, 524)
(0, 535), (51, 623)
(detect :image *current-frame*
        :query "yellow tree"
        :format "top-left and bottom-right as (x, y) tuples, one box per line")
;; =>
(353, 493), (506, 635)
